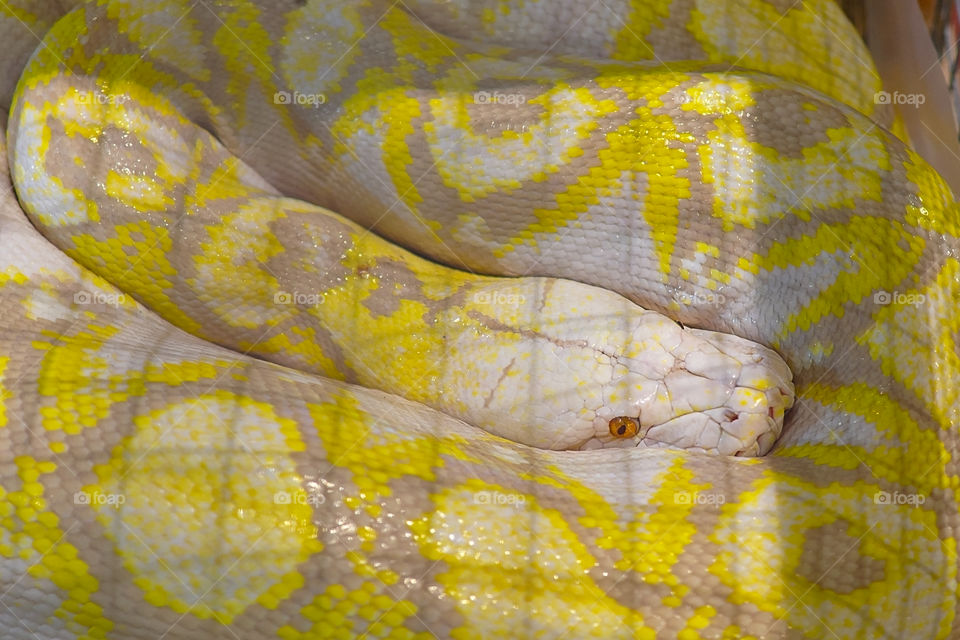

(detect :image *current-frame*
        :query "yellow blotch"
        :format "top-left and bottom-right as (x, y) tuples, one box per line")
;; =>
(688, 0), (882, 120)
(106, 0), (210, 81)
(212, 2), (275, 130)
(890, 112), (912, 146)
(683, 77), (759, 115)
(678, 605), (716, 638)
(856, 258), (960, 431)
(695, 241), (720, 257)
(611, 0), (672, 61)
(902, 148), (960, 237)
(784, 382), (949, 493)
(699, 114), (844, 231)
(53, 76), (194, 196)
(185, 136), (272, 211)
(736, 255), (759, 276)
(503, 71), (689, 279)
(760, 217), (924, 339)
(66, 220), (202, 335)
(427, 85), (618, 204)
(280, 0), (364, 101)
(88, 391), (320, 623)
(806, 340), (835, 362)
(325, 11), (457, 223)
(381, 8), (462, 70)
(12, 100), (100, 227)
(0, 356), (9, 428)
(308, 390), (475, 516)
(0, 271), (28, 287)
(1, 457), (113, 637)
(249, 329), (344, 380)
(603, 458), (705, 586)
(308, 241), (459, 404)
(191, 199), (290, 330)
(519, 459), (707, 592)
(409, 478), (657, 639)
(143, 359), (228, 384)
(329, 66), (389, 153)
(382, 91), (429, 221)
(278, 582), (431, 640)
(35, 336), (231, 436)
(700, 114), (888, 232)
(34, 324), (143, 435)
(104, 171), (172, 211)
(13, 10), (87, 91)
(710, 472), (954, 639)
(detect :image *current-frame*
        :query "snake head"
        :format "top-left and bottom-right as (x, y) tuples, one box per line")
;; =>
(584, 325), (796, 456)
(445, 279), (794, 456)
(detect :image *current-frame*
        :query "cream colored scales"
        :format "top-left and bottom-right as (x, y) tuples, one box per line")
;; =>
(0, 1), (956, 639)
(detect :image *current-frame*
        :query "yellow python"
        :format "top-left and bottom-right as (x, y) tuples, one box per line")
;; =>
(0, 0), (957, 638)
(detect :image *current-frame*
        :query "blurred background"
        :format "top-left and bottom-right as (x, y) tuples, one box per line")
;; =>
(843, 0), (960, 139)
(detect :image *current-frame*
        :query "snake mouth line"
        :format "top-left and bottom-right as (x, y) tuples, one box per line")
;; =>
(598, 384), (792, 455)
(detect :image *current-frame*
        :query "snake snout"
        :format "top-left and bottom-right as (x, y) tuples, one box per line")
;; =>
(579, 319), (795, 455)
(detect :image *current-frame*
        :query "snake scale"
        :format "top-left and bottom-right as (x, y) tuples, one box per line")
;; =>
(0, 0), (957, 638)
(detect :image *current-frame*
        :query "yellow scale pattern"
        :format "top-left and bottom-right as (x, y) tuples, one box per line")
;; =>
(0, 1), (957, 639)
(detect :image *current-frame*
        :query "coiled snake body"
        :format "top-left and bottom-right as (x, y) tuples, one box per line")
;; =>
(0, 1), (958, 638)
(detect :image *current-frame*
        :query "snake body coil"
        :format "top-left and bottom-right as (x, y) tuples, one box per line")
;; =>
(0, 1), (957, 639)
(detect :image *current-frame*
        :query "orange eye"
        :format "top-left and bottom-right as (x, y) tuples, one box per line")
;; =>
(609, 416), (640, 438)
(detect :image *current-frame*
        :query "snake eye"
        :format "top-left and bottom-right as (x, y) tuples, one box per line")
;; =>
(609, 416), (640, 438)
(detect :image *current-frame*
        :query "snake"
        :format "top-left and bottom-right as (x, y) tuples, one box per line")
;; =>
(0, 0), (957, 638)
